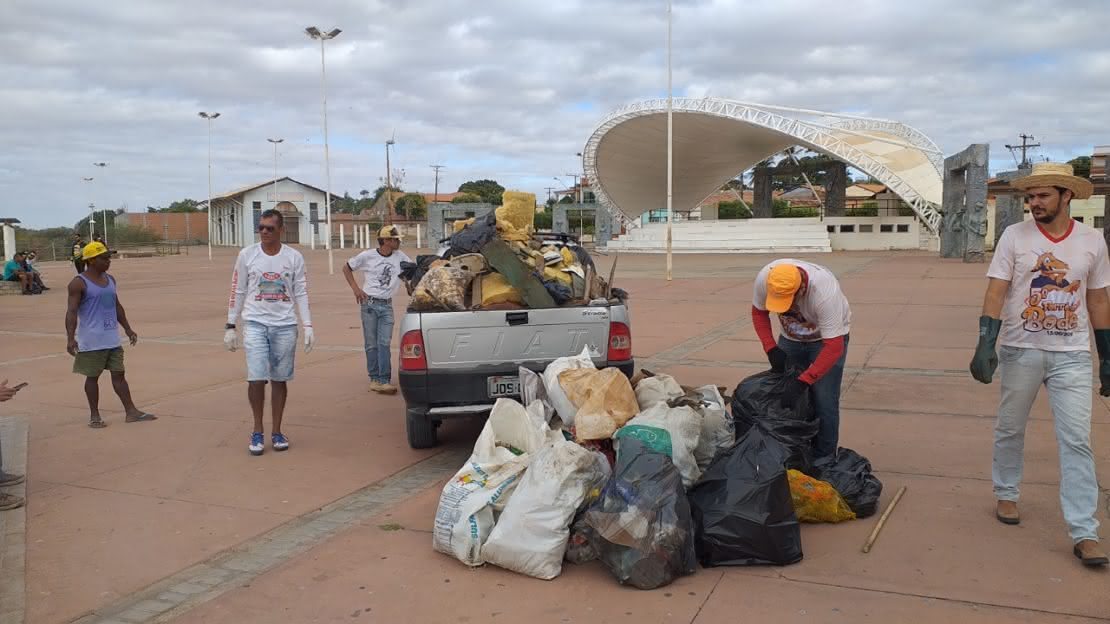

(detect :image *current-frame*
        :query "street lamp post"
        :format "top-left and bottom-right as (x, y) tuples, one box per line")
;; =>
(93, 163), (108, 246)
(82, 177), (95, 239)
(665, 0), (674, 282)
(267, 138), (284, 211)
(385, 138), (395, 225)
(306, 26), (341, 275)
(198, 112), (220, 258)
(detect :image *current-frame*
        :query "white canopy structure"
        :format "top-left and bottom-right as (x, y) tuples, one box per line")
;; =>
(583, 98), (945, 233)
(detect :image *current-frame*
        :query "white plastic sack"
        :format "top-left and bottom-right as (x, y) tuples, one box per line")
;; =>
(519, 366), (554, 423)
(433, 399), (549, 566)
(692, 385), (734, 470)
(483, 441), (609, 579)
(634, 374), (684, 410)
(542, 346), (596, 427)
(613, 402), (702, 488)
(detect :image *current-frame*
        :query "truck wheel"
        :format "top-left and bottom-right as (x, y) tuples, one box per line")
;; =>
(406, 407), (438, 449)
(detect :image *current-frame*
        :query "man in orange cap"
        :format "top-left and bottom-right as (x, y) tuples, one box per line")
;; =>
(752, 259), (851, 459)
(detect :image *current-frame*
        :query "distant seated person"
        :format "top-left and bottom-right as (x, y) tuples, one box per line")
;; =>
(21, 251), (47, 292)
(3, 252), (35, 295)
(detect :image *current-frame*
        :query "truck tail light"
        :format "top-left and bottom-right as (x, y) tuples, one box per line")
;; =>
(400, 330), (427, 371)
(608, 321), (632, 361)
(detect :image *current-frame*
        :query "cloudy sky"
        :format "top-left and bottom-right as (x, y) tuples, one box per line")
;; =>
(2, 0), (1108, 228)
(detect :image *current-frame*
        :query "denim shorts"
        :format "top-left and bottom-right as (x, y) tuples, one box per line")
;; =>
(243, 321), (298, 382)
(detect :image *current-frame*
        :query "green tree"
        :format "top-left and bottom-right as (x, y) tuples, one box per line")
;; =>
(451, 193), (483, 204)
(1069, 156), (1092, 179)
(371, 184), (403, 205)
(717, 200), (752, 219)
(146, 198), (204, 213)
(457, 179), (505, 205)
(534, 206), (553, 229)
(395, 193), (427, 219)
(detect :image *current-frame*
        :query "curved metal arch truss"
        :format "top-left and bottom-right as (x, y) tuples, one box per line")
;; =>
(583, 98), (944, 233)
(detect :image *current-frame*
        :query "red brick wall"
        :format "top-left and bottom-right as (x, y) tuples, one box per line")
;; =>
(126, 213), (210, 241)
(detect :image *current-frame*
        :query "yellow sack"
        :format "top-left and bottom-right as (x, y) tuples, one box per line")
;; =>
(453, 217), (476, 233)
(559, 367), (639, 441)
(560, 247), (575, 266)
(787, 469), (856, 523)
(543, 265), (572, 286)
(497, 191), (536, 230)
(479, 272), (524, 306)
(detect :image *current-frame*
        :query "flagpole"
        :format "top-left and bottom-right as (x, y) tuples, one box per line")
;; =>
(665, 0), (674, 281)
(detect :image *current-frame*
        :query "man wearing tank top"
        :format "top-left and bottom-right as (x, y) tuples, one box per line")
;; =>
(970, 162), (1110, 568)
(64, 241), (157, 428)
(224, 209), (316, 456)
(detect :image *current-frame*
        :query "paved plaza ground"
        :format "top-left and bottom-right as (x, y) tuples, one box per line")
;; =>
(0, 246), (1107, 624)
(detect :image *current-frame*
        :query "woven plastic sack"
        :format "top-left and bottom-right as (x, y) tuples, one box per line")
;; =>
(542, 346), (596, 427)
(634, 374), (684, 410)
(787, 469), (856, 523)
(560, 367), (638, 441)
(411, 266), (472, 311)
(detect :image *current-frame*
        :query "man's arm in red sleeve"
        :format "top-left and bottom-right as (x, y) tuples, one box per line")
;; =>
(799, 335), (845, 384)
(751, 306), (777, 353)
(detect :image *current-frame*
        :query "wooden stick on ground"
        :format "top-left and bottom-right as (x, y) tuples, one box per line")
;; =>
(862, 485), (907, 554)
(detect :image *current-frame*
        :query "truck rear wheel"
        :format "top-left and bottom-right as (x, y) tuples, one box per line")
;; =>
(405, 407), (438, 449)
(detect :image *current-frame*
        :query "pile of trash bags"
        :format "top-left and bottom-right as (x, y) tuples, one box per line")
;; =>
(406, 191), (617, 312)
(432, 354), (883, 589)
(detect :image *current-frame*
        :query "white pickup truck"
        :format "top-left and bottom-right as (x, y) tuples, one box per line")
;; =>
(397, 252), (633, 448)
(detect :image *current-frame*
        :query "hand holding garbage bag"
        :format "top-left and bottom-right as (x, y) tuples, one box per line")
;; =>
(731, 366), (818, 471)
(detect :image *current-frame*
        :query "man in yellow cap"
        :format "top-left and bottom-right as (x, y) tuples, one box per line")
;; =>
(342, 225), (412, 394)
(64, 241), (156, 428)
(751, 259), (851, 459)
(970, 161), (1109, 567)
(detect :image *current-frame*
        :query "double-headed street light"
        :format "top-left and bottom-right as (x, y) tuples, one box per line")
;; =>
(82, 177), (95, 239)
(199, 111), (220, 259)
(306, 26), (341, 275)
(93, 162), (108, 245)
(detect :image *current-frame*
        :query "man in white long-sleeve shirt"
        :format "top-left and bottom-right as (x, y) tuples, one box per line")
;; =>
(224, 210), (316, 456)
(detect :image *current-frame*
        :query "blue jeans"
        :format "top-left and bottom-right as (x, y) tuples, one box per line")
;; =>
(778, 335), (849, 459)
(361, 300), (394, 384)
(994, 346), (1099, 543)
(243, 321), (298, 382)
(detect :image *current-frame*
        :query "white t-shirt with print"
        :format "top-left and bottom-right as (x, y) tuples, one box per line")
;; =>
(987, 219), (1110, 352)
(347, 249), (412, 299)
(753, 259), (852, 343)
(227, 244), (312, 327)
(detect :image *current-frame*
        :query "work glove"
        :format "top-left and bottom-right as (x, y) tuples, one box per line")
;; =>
(303, 327), (316, 354)
(969, 316), (1002, 384)
(766, 346), (788, 373)
(780, 376), (810, 409)
(223, 328), (238, 352)
(1095, 329), (1110, 397)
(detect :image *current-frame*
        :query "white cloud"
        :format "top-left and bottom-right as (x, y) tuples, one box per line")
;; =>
(1, 0), (1108, 227)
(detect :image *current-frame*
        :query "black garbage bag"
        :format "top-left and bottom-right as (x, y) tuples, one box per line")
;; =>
(543, 279), (573, 304)
(405, 254), (441, 289)
(584, 438), (697, 589)
(564, 513), (599, 564)
(731, 367), (818, 471)
(688, 426), (803, 567)
(446, 211), (498, 256)
(810, 447), (883, 518)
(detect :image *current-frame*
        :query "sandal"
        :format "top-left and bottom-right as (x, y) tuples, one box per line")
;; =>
(125, 412), (158, 423)
(88, 418), (107, 429)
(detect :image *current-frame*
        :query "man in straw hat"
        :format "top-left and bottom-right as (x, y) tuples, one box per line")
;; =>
(971, 161), (1109, 567)
(342, 225), (411, 395)
(751, 259), (852, 460)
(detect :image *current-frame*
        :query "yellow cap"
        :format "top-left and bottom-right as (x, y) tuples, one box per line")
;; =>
(377, 225), (403, 240)
(81, 241), (113, 261)
(765, 264), (802, 313)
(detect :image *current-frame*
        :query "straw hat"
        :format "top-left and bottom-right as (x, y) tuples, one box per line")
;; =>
(1011, 162), (1093, 200)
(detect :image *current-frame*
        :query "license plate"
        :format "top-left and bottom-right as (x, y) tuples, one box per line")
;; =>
(487, 375), (521, 398)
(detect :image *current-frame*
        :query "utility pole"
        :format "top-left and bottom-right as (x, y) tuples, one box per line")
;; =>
(385, 138), (395, 225)
(1005, 133), (1041, 168)
(544, 187), (555, 204)
(430, 164), (445, 205)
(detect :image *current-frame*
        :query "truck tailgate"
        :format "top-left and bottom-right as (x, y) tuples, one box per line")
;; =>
(421, 307), (611, 370)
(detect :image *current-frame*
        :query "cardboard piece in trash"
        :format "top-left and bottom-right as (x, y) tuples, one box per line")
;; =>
(480, 239), (556, 308)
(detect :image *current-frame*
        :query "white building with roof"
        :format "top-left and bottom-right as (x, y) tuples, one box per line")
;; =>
(209, 177), (338, 247)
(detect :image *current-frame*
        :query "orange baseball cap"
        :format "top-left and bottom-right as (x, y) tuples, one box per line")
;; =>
(765, 264), (802, 313)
